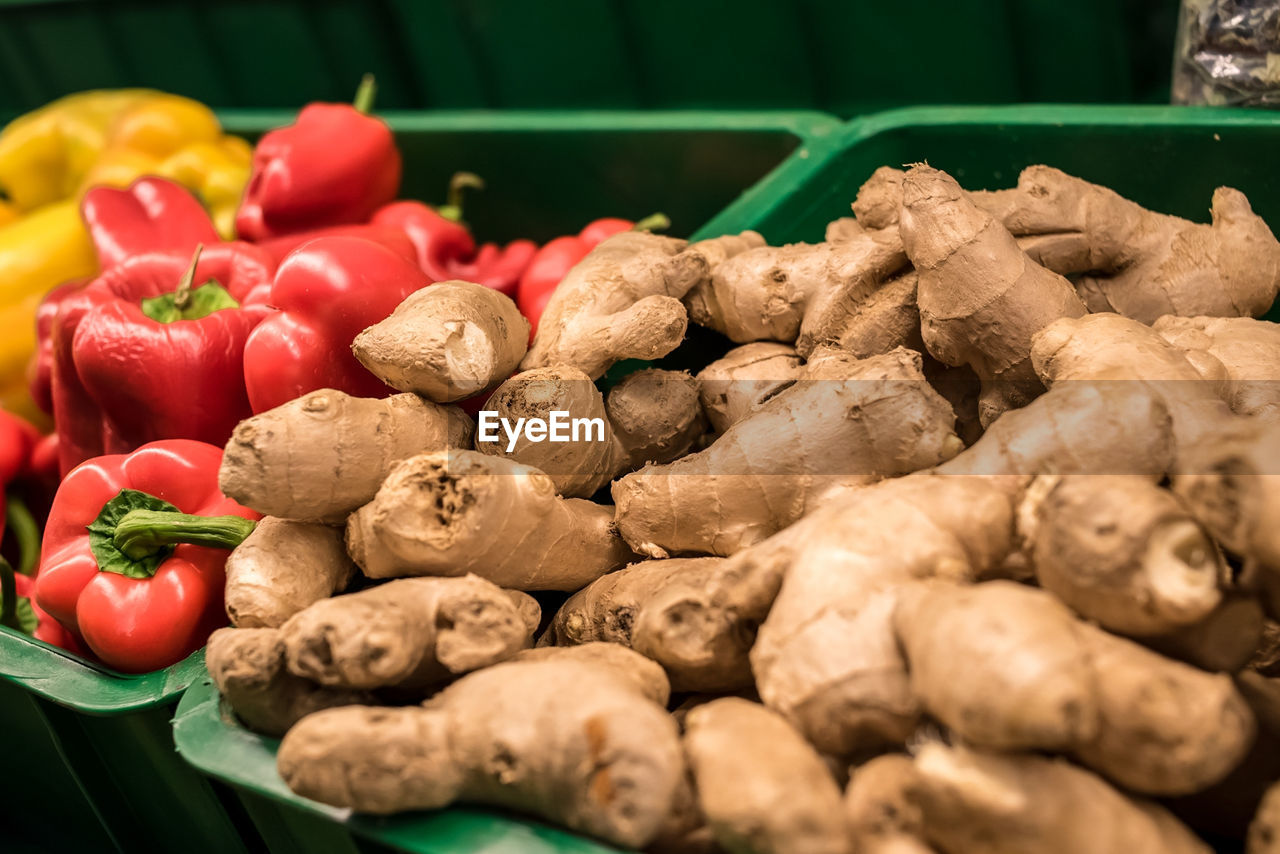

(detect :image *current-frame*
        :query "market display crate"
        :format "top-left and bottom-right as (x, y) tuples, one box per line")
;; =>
(0, 108), (837, 854)
(166, 103), (1280, 854)
(0, 0), (1173, 116)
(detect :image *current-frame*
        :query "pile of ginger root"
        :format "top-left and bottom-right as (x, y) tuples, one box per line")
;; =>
(205, 163), (1280, 853)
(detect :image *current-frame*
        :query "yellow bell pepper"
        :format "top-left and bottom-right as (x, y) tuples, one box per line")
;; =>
(0, 199), (97, 423)
(0, 90), (252, 418)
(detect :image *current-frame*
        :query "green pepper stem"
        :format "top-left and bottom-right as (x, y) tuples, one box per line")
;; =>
(631, 213), (671, 233)
(174, 244), (204, 311)
(5, 496), (40, 576)
(112, 510), (256, 561)
(438, 171), (485, 222)
(353, 73), (377, 114)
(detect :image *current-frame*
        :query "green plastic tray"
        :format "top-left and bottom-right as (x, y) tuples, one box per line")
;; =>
(0, 109), (834, 853)
(0, 0), (1176, 115)
(174, 677), (623, 854)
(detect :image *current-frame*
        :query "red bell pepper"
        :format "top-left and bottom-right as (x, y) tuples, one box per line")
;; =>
(4, 567), (81, 652)
(34, 440), (258, 672)
(81, 177), (220, 270)
(242, 235), (428, 412)
(371, 173), (537, 296)
(236, 75), (401, 242)
(253, 222), (419, 269)
(28, 279), (86, 416)
(516, 214), (668, 335)
(51, 244), (274, 474)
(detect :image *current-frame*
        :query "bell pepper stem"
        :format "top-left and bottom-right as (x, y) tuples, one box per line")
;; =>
(631, 213), (671, 233)
(5, 496), (40, 576)
(0, 556), (17, 632)
(353, 74), (377, 114)
(438, 172), (485, 222)
(173, 244), (204, 311)
(112, 509), (255, 561)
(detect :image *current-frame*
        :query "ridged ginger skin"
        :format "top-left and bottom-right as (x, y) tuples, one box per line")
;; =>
(899, 165), (1086, 426)
(224, 518), (354, 629)
(612, 347), (961, 558)
(894, 581), (1255, 796)
(912, 744), (1212, 854)
(683, 698), (851, 854)
(1154, 315), (1280, 422)
(277, 645), (684, 850)
(346, 450), (633, 591)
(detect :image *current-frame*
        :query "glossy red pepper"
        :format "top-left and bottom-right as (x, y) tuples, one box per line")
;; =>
(9, 570), (81, 652)
(28, 279), (87, 416)
(242, 235), (429, 413)
(35, 440), (257, 672)
(236, 76), (401, 242)
(372, 174), (537, 295)
(253, 222), (418, 268)
(515, 215), (667, 335)
(51, 244), (274, 474)
(81, 177), (220, 270)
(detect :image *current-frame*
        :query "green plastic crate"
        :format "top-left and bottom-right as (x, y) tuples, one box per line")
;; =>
(0, 108), (834, 853)
(169, 103), (1280, 854)
(0, 0), (1177, 115)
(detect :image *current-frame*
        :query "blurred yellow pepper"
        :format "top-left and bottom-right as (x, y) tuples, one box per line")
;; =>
(0, 90), (251, 421)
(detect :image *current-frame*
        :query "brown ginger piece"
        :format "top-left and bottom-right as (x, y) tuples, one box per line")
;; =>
(1031, 313), (1236, 455)
(1155, 315), (1280, 422)
(346, 450), (633, 590)
(478, 366), (703, 497)
(844, 755), (934, 854)
(912, 744), (1211, 854)
(280, 575), (538, 693)
(1250, 782), (1280, 854)
(683, 698), (850, 854)
(521, 230), (713, 379)
(352, 280), (529, 403)
(1019, 474), (1225, 637)
(205, 627), (371, 737)
(684, 228), (907, 344)
(795, 271), (922, 361)
(894, 581), (1255, 796)
(750, 475), (1018, 756)
(277, 644), (684, 849)
(899, 164), (1087, 426)
(825, 217), (865, 242)
(219, 389), (474, 523)
(696, 343), (802, 435)
(972, 164), (1280, 323)
(224, 517), (354, 628)
(612, 347), (961, 558)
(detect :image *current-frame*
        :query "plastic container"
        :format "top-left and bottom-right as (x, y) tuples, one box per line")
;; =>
(0, 108), (834, 853)
(0, 0), (1176, 116)
(171, 103), (1280, 854)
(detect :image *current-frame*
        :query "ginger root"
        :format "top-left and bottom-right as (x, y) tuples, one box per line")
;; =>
(219, 389), (474, 523)
(346, 450), (633, 590)
(352, 280), (529, 403)
(899, 164), (1086, 426)
(684, 228), (906, 345)
(1154, 315), (1280, 422)
(206, 627), (370, 737)
(844, 755), (934, 854)
(750, 474), (1018, 756)
(1020, 475), (1225, 637)
(912, 743), (1211, 854)
(973, 165), (1280, 323)
(521, 231), (714, 379)
(478, 366), (702, 497)
(224, 517), (354, 628)
(696, 342), (802, 435)
(280, 575), (538, 692)
(612, 347), (961, 557)
(895, 581), (1255, 796)
(277, 644), (684, 849)
(683, 697), (850, 854)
